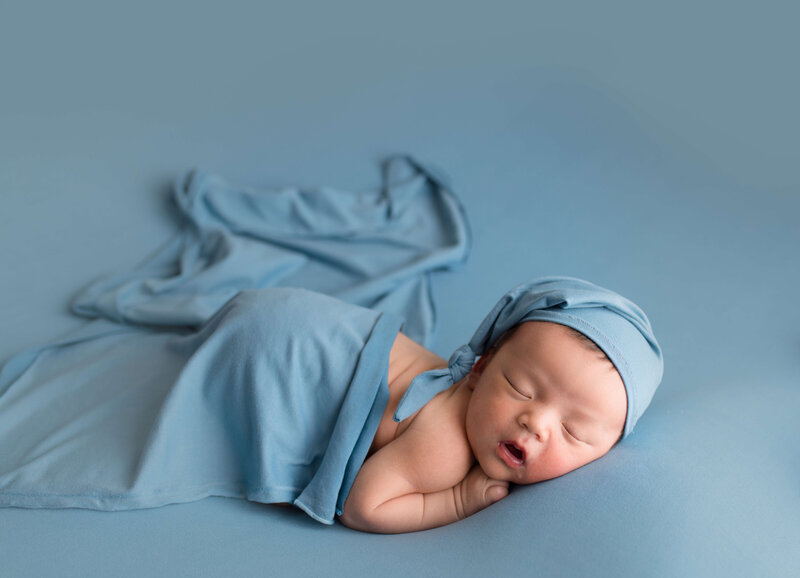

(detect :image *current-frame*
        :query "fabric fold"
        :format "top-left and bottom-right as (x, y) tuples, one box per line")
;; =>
(71, 154), (470, 346)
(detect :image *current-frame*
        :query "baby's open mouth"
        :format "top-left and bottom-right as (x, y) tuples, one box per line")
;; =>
(499, 441), (525, 466)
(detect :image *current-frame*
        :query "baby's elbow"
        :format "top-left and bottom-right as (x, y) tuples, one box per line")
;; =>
(338, 495), (378, 532)
(337, 508), (365, 531)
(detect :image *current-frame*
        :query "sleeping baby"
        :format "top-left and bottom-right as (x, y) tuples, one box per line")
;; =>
(0, 276), (662, 534)
(339, 276), (663, 533)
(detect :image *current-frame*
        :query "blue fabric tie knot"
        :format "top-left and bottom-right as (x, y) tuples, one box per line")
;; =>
(392, 343), (476, 422)
(448, 344), (478, 383)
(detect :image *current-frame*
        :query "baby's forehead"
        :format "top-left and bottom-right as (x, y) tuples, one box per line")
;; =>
(507, 321), (610, 357)
(501, 321), (622, 383)
(503, 320), (579, 346)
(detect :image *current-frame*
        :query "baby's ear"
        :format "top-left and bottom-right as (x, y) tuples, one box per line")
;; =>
(467, 351), (492, 389)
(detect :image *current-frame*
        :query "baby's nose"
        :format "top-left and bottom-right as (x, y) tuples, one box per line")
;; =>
(518, 406), (554, 441)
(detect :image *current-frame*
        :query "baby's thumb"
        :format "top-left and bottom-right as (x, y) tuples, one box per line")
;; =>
(486, 483), (509, 504)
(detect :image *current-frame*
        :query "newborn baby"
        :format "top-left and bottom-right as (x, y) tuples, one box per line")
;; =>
(0, 276), (661, 532)
(340, 276), (663, 533)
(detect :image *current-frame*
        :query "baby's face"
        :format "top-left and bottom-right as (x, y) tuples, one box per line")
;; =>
(464, 321), (627, 485)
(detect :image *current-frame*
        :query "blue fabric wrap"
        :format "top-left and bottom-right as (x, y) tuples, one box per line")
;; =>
(0, 155), (470, 524)
(0, 288), (403, 524)
(394, 276), (664, 438)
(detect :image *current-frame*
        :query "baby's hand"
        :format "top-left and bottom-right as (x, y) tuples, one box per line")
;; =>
(456, 464), (509, 519)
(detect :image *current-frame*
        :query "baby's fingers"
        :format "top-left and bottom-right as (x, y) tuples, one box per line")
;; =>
(485, 481), (509, 504)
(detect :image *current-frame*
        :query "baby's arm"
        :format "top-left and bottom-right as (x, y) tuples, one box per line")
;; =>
(339, 415), (509, 533)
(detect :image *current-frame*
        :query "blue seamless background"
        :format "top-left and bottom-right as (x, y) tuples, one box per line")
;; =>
(1, 2), (798, 577)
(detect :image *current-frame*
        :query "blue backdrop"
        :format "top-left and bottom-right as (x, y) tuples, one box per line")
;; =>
(1, 1), (798, 577)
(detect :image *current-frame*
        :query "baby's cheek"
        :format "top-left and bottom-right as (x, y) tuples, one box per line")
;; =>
(528, 448), (576, 483)
(475, 400), (502, 436)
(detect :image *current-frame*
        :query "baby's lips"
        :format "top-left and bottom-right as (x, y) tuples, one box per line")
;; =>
(511, 440), (527, 463)
(498, 440), (526, 467)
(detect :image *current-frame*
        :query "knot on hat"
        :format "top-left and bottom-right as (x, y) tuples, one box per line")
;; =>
(447, 344), (478, 383)
(392, 343), (477, 422)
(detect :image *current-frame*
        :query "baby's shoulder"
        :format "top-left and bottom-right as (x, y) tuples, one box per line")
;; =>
(399, 382), (475, 483)
(409, 380), (470, 432)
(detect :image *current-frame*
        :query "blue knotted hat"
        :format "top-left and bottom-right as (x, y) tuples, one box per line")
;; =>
(393, 276), (664, 438)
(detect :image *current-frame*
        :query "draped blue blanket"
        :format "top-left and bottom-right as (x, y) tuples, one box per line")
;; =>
(0, 156), (470, 523)
(72, 154), (469, 346)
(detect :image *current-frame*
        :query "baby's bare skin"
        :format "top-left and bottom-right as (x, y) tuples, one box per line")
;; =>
(339, 322), (627, 534)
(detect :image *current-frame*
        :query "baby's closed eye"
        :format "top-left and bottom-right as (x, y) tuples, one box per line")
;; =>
(504, 375), (530, 399)
(561, 423), (585, 443)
